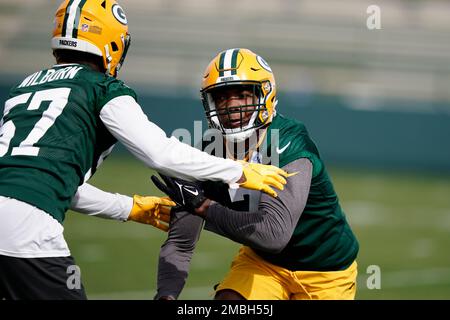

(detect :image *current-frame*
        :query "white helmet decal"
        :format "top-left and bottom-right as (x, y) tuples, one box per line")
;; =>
(256, 55), (272, 72)
(112, 4), (127, 25)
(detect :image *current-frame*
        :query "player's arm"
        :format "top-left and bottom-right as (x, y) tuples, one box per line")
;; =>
(156, 210), (204, 300)
(153, 159), (312, 253)
(99, 95), (287, 197)
(70, 183), (175, 231)
(201, 159), (312, 253)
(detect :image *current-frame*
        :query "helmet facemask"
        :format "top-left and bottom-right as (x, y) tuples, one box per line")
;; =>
(113, 33), (131, 77)
(202, 82), (271, 143)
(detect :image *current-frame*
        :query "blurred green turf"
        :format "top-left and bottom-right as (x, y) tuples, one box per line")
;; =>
(63, 154), (450, 300)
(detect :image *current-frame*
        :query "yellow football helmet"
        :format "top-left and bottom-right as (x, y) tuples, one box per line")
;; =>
(201, 48), (277, 142)
(52, 0), (131, 77)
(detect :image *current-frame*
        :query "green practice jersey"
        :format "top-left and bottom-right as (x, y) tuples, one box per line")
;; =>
(202, 114), (358, 271)
(255, 114), (359, 271)
(0, 64), (136, 223)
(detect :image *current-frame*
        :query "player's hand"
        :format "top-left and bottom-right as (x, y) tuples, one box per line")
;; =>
(151, 174), (207, 212)
(237, 161), (290, 197)
(127, 195), (176, 232)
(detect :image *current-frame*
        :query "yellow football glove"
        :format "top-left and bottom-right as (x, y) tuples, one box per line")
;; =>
(127, 195), (176, 232)
(238, 161), (291, 198)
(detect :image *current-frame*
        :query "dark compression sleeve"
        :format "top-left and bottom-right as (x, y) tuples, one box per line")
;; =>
(156, 211), (204, 299)
(204, 158), (312, 253)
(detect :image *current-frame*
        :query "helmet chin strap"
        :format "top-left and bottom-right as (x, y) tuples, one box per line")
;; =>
(104, 44), (113, 75)
(221, 107), (260, 142)
(224, 129), (255, 143)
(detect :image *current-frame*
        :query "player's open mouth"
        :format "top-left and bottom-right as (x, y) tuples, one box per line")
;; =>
(224, 119), (246, 129)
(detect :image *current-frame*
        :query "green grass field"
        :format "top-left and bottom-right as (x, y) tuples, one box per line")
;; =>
(63, 154), (450, 300)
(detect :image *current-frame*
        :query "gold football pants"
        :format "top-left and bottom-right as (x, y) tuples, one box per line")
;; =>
(216, 246), (357, 300)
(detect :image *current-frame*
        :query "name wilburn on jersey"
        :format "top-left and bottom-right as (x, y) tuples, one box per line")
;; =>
(18, 66), (83, 88)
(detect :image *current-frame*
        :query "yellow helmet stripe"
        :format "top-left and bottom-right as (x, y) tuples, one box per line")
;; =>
(62, 0), (88, 38)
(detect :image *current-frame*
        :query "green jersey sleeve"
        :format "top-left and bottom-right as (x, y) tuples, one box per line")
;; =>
(95, 76), (137, 113)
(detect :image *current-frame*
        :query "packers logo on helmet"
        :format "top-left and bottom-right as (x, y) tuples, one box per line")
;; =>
(52, 0), (131, 78)
(201, 48), (277, 142)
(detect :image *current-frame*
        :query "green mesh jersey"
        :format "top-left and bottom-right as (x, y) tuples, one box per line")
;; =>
(0, 64), (137, 223)
(254, 114), (359, 271)
(202, 114), (358, 271)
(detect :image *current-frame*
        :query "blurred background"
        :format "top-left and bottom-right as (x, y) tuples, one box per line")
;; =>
(1, 0), (449, 299)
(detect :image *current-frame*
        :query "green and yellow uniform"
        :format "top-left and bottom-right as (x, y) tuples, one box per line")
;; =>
(200, 114), (359, 299)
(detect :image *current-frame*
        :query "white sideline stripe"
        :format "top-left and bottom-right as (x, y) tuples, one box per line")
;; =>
(88, 268), (450, 299)
(344, 200), (450, 230)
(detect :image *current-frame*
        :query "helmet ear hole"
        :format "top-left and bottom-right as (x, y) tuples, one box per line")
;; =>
(111, 42), (119, 52)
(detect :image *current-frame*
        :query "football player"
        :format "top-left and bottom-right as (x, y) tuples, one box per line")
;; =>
(0, 2), (289, 300)
(154, 48), (359, 300)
